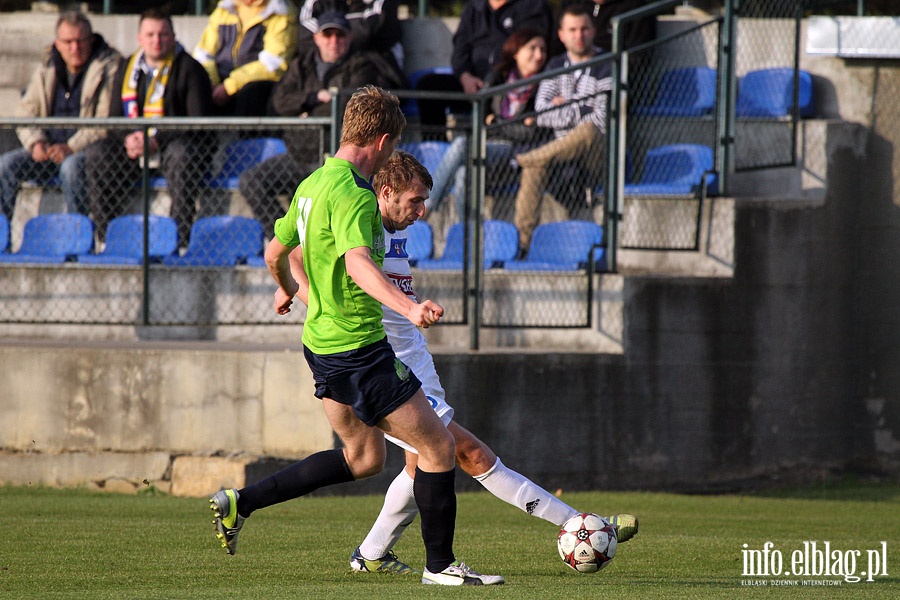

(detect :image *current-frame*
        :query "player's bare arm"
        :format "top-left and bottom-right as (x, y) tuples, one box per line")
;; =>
(287, 246), (310, 305)
(264, 237), (300, 315)
(344, 246), (443, 328)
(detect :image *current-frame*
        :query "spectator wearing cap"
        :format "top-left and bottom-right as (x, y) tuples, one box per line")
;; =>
(237, 10), (406, 237)
(193, 0), (297, 116)
(297, 0), (404, 74)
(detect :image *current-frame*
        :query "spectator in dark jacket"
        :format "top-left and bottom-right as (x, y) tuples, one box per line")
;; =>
(416, 0), (552, 132)
(84, 9), (214, 244)
(237, 11), (406, 237)
(297, 0), (404, 73)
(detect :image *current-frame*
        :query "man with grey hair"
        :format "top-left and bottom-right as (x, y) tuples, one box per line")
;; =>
(0, 10), (120, 222)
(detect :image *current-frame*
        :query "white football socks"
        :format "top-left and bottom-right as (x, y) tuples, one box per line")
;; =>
(358, 457), (582, 560)
(357, 468), (418, 560)
(474, 458), (579, 527)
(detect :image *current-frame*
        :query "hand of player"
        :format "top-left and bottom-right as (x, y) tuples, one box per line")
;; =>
(274, 284), (298, 315)
(408, 299), (444, 328)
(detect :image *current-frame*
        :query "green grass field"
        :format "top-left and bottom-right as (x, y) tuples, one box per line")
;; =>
(2, 481), (898, 599)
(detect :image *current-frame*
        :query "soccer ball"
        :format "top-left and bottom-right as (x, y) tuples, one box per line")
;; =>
(557, 512), (617, 573)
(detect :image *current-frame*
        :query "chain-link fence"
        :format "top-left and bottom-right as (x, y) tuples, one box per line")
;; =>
(0, 117), (327, 326)
(7, 1), (883, 334)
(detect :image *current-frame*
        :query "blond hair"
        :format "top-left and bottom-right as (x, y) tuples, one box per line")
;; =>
(340, 85), (406, 148)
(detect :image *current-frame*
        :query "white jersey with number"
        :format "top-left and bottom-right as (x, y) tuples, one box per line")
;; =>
(381, 224), (454, 452)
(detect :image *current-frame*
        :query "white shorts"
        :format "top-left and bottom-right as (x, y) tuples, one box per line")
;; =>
(384, 329), (454, 454)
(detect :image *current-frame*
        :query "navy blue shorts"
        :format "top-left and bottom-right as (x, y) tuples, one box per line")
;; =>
(303, 338), (422, 427)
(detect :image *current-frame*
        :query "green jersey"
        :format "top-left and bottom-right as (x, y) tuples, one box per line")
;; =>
(274, 157), (386, 355)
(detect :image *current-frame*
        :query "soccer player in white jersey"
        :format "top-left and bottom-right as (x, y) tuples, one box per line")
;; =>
(290, 151), (638, 575)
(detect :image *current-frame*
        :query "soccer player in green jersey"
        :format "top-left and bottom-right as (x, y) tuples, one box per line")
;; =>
(209, 86), (503, 586)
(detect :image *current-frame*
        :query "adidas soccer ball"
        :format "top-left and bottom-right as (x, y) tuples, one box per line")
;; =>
(557, 512), (617, 573)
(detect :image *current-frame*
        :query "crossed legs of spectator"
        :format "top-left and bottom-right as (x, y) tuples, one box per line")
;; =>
(513, 122), (604, 252)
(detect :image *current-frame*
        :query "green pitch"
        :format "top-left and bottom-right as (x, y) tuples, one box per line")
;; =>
(1, 481), (898, 599)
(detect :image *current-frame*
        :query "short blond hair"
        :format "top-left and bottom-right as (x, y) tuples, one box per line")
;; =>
(340, 85), (406, 148)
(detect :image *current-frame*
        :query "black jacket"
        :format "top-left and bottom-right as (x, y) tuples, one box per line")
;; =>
(109, 48), (213, 148)
(451, 0), (553, 80)
(271, 46), (406, 163)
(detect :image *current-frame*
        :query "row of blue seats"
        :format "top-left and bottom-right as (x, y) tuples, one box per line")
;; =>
(0, 213), (264, 266)
(635, 66), (814, 118)
(0, 212), (605, 272)
(402, 140), (718, 197)
(406, 219), (606, 272)
(406, 65), (814, 120)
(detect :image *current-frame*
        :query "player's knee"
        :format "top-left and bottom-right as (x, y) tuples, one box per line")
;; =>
(344, 445), (385, 479)
(436, 426), (456, 459)
(456, 441), (495, 476)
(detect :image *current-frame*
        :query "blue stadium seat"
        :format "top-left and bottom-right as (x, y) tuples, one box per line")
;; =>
(398, 141), (452, 177)
(0, 214), (8, 253)
(504, 220), (605, 272)
(635, 66), (717, 117)
(205, 137), (287, 190)
(624, 144), (717, 196)
(246, 255), (267, 268)
(736, 67), (814, 118)
(403, 220), (433, 266)
(163, 216), (264, 266)
(0, 213), (93, 263)
(77, 215), (177, 265)
(417, 220), (518, 270)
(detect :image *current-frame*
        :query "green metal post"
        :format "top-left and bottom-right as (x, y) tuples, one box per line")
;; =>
(141, 123), (151, 326)
(604, 23), (626, 273)
(716, 0), (738, 194)
(467, 99), (484, 350)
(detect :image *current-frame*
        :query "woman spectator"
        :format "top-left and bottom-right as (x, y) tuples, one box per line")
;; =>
(428, 27), (551, 221)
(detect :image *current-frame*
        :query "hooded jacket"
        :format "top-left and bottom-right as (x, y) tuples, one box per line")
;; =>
(193, 0), (297, 95)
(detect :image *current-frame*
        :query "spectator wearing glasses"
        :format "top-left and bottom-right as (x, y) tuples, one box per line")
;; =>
(0, 10), (120, 223)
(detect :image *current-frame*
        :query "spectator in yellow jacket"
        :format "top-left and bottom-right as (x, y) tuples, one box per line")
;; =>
(193, 0), (297, 116)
